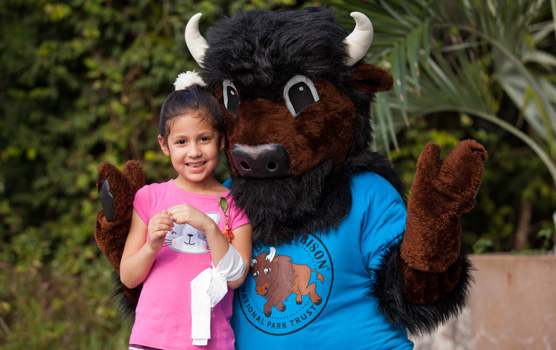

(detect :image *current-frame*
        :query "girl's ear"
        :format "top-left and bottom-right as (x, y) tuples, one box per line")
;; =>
(219, 134), (225, 150)
(158, 135), (170, 156)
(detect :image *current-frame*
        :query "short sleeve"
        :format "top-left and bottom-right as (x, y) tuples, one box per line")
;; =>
(133, 185), (151, 226)
(356, 174), (407, 271)
(225, 194), (250, 231)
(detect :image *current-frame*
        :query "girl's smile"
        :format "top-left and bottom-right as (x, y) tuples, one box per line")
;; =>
(187, 161), (206, 168)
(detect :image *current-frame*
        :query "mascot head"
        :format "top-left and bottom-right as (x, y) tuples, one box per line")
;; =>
(185, 7), (398, 245)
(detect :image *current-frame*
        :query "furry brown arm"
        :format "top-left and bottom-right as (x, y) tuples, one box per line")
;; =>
(400, 140), (487, 304)
(94, 161), (144, 305)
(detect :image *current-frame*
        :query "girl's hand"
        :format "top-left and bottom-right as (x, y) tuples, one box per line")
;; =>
(168, 204), (217, 233)
(147, 210), (174, 253)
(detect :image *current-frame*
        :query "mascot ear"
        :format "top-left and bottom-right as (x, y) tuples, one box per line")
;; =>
(351, 62), (394, 94)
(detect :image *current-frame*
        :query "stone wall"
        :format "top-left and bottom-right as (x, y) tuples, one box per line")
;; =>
(410, 254), (556, 350)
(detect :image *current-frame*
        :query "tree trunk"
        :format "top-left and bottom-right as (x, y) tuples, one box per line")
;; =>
(514, 199), (532, 251)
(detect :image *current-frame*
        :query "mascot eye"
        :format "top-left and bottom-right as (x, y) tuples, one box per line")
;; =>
(263, 267), (271, 274)
(283, 75), (320, 117)
(223, 79), (240, 117)
(253, 271), (259, 278)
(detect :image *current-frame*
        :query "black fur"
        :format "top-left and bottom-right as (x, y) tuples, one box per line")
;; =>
(369, 243), (474, 335)
(204, 8), (352, 101)
(229, 150), (406, 246)
(111, 274), (138, 322)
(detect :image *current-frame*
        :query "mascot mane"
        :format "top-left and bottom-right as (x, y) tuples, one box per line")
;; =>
(195, 8), (404, 245)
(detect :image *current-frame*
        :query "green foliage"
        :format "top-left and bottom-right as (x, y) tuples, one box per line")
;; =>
(0, 0), (314, 347)
(0, 262), (131, 349)
(334, 0), (556, 184)
(463, 135), (556, 253)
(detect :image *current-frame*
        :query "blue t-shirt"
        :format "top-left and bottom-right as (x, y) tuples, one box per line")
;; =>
(228, 173), (413, 349)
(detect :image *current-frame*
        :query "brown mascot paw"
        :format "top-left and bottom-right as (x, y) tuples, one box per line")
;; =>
(412, 140), (487, 218)
(96, 161), (144, 222)
(400, 140), (486, 303)
(94, 161), (143, 303)
(401, 140), (487, 273)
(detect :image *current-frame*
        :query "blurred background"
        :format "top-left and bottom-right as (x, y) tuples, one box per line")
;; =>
(1, 0), (555, 349)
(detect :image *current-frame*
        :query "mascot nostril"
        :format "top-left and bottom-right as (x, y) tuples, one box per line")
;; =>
(231, 144), (291, 178)
(239, 161), (250, 171)
(266, 162), (277, 171)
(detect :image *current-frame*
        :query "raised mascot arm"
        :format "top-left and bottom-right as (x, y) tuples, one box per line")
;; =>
(401, 140), (486, 304)
(95, 160), (144, 305)
(373, 140), (487, 334)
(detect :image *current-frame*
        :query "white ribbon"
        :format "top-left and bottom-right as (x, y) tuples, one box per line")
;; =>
(191, 244), (246, 346)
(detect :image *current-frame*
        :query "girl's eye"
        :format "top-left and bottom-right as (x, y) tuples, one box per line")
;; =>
(200, 137), (210, 142)
(177, 140), (186, 145)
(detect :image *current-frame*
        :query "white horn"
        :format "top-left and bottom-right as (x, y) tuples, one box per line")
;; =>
(266, 247), (276, 262)
(185, 13), (208, 68)
(344, 12), (374, 66)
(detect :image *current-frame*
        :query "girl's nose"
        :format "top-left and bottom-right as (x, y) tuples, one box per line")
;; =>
(188, 144), (202, 157)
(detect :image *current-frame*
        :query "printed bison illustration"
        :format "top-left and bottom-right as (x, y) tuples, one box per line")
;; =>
(251, 247), (324, 317)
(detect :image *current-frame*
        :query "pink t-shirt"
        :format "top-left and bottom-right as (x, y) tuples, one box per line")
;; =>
(129, 180), (249, 350)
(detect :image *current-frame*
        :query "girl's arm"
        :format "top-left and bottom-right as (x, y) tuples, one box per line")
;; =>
(120, 209), (173, 289)
(227, 223), (252, 289)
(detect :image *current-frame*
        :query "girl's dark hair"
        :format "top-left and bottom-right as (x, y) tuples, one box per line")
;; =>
(159, 85), (224, 142)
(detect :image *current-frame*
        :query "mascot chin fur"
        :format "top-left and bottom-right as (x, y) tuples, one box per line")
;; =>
(95, 7), (487, 349)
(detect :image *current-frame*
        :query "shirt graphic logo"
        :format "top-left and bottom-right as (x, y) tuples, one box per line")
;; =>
(237, 234), (333, 335)
(164, 212), (219, 254)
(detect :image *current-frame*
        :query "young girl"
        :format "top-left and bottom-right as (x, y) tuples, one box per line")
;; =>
(120, 71), (252, 350)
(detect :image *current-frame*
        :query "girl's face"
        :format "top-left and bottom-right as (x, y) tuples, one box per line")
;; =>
(159, 113), (224, 191)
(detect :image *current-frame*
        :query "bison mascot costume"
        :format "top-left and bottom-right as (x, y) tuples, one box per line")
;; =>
(95, 7), (487, 349)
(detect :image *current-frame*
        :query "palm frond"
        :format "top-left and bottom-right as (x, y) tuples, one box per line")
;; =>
(334, 0), (556, 184)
